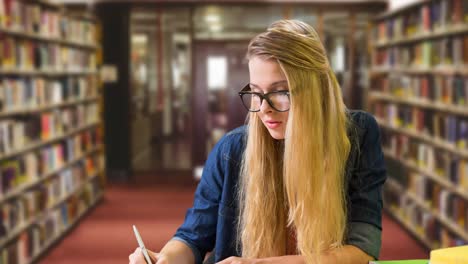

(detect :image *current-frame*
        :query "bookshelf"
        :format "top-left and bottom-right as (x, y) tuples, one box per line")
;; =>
(0, 0), (105, 263)
(369, 0), (468, 250)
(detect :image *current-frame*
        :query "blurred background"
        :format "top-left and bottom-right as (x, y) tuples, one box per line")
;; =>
(0, 0), (466, 263)
(120, 4), (362, 177)
(124, 3), (376, 176)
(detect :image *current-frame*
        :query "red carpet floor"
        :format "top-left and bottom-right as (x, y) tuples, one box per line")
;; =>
(40, 183), (429, 263)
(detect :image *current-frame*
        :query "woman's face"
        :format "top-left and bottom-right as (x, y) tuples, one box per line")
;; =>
(248, 57), (289, 140)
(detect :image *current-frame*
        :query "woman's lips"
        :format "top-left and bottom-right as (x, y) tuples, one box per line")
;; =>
(265, 121), (282, 129)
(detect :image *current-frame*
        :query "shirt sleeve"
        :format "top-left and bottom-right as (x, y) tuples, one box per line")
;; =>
(346, 222), (382, 260)
(346, 112), (387, 259)
(172, 138), (227, 264)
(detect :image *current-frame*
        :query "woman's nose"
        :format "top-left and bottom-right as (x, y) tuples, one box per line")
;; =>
(259, 98), (273, 113)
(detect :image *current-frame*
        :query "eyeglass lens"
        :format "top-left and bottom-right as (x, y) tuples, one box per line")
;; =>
(241, 92), (289, 111)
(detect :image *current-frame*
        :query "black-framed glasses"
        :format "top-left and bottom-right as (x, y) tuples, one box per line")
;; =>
(238, 84), (290, 112)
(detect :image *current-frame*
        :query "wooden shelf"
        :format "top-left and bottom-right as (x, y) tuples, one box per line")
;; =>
(0, 97), (99, 118)
(30, 191), (103, 264)
(375, 24), (468, 48)
(369, 92), (468, 117)
(0, 170), (103, 249)
(0, 145), (103, 204)
(0, 3), (104, 262)
(67, 12), (98, 22)
(385, 205), (434, 249)
(384, 178), (435, 250)
(386, 178), (468, 245)
(0, 26), (98, 50)
(370, 66), (468, 76)
(372, 0), (468, 249)
(0, 68), (98, 76)
(404, 191), (468, 242)
(30, 191), (103, 263)
(376, 118), (468, 159)
(0, 122), (100, 161)
(383, 149), (468, 201)
(37, 0), (62, 9)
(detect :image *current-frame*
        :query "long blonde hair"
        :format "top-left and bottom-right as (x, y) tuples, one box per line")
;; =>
(238, 20), (352, 264)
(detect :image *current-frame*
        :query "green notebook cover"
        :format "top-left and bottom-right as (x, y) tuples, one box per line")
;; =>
(369, 260), (429, 264)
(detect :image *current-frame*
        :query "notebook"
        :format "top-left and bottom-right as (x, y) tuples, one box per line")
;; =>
(430, 245), (468, 264)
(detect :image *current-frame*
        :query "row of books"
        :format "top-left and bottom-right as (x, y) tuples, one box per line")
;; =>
(40, 105), (99, 139)
(374, 102), (468, 147)
(0, 129), (102, 197)
(0, 76), (98, 112)
(382, 131), (468, 189)
(0, 35), (97, 71)
(0, 0), (96, 44)
(0, 154), (102, 238)
(372, 75), (468, 107)
(407, 172), (467, 224)
(384, 186), (467, 248)
(374, 35), (468, 68)
(376, 0), (468, 43)
(0, 104), (99, 154)
(0, 174), (102, 264)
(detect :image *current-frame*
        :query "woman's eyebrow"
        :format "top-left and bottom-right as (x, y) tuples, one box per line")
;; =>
(249, 80), (288, 88)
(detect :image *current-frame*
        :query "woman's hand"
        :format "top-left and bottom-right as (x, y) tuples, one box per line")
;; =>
(216, 256), (257, 264)
(216, 255), (307, 264)
(129, 240), (195, 264)
(129, 247), (161, 264)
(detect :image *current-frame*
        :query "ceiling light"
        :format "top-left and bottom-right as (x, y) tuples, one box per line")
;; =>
(209, 24), (222, 32)
(205, 14), (220, 24)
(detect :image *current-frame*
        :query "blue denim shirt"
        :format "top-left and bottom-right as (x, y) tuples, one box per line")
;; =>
(173, 110), (386, 263)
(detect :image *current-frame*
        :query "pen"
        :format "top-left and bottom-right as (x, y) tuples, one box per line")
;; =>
(133, 225), (154, 264)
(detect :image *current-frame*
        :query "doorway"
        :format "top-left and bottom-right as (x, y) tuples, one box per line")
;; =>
(192, 41), (250, 171)
(130, 8), (193, 174)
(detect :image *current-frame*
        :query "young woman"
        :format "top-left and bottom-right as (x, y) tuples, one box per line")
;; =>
(129, 19), (386, 264)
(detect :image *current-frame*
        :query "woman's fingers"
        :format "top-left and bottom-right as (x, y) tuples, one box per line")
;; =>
(147, 249), (159, 263)
(129, 248), (148, 264)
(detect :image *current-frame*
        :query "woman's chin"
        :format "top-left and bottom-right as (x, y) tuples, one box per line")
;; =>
(267, 129), (285, 140)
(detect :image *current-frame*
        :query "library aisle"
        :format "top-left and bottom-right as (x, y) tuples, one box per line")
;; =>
(40, 181), (197, 264)
(40, 181), (429, 264)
